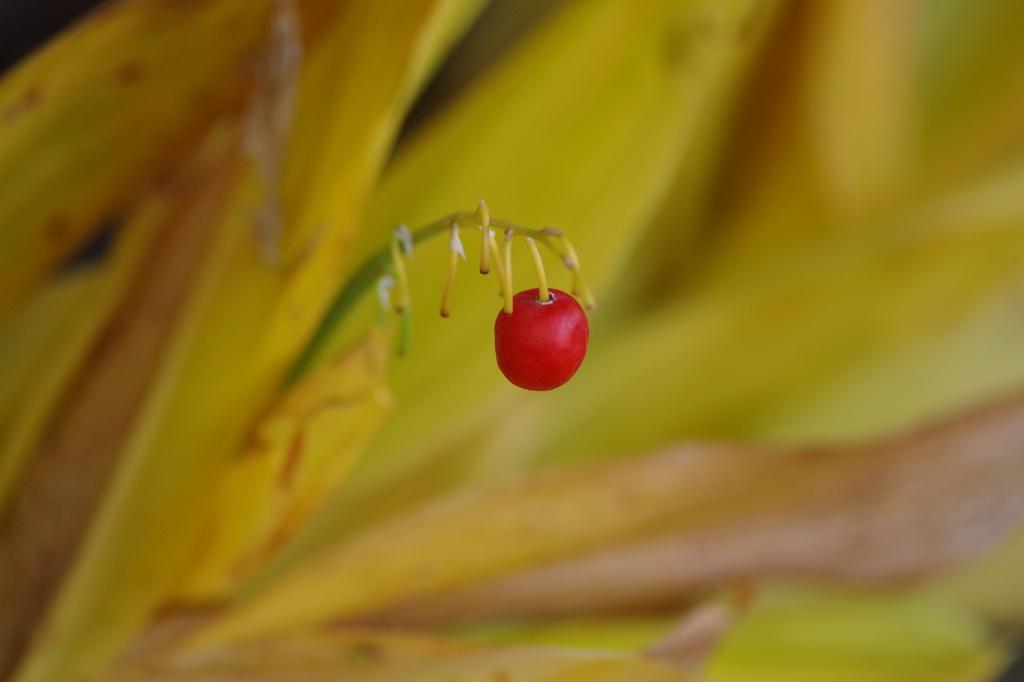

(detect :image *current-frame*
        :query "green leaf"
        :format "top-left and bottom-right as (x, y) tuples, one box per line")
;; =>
(704, 586), (1003, 682)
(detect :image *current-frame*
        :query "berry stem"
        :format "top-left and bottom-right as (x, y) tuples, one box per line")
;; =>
(502, 229), (514, 314)
(487, 231), (509, 306)
(524, 237), (550, 303)
(286, 209), (595, 386)
(440, 220), (463, 318)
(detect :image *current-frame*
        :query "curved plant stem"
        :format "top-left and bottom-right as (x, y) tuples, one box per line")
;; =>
(285, 213), (465, 385)
(285, 211), (594, 386)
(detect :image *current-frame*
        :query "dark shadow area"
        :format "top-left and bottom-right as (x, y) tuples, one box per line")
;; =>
(397, 0), (563, 143)
(59, 215), (120, 271)
(997, 650), (1024, 682)
(0, 0), (107, 74)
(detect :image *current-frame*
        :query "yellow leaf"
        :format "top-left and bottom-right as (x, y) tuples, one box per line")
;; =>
(704, 586), (1003, 682)
(931, 523), (1024, 623)
(176, 328), (393, 601)
(532, 167), (1024, 467)
(266, 0), (783, 580)
(0, 0), (275, 327)
(10, 1), (484, 680)
(255, 0), (488, 373)
(628, 0), (917, 310)
(800, 0), (918, 216)
(919, 0), (1024, 185)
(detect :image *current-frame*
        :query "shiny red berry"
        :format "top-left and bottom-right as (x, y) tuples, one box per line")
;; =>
(494, 288), (589, 390)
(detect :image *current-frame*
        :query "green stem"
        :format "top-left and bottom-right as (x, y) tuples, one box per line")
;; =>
(285, 213), (469, 386)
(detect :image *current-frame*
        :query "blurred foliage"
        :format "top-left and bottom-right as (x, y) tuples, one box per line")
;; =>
(0, 1), (1022, 681)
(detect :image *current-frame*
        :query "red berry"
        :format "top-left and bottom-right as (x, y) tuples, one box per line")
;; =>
(494, 288), (589, 390)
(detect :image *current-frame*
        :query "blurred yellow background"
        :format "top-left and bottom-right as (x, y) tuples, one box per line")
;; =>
(1, 1), (1023, 681)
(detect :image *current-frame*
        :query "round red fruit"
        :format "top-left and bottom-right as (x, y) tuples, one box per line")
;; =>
(494, 288), (589, 390)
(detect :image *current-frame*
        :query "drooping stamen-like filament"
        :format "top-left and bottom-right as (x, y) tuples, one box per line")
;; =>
(287, 203), (596, 385)
(477, 200), (491, 275)
(488, 230), (511, 314)
(376, 274), (395, 323)
(524, 236), (550, 303)
(440, 220), (465, 318)
(538, 226), (595, 310)
(502, 229), (515, 314)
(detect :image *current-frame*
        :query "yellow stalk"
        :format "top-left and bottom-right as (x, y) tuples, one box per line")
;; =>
(524, 236), (550, 303)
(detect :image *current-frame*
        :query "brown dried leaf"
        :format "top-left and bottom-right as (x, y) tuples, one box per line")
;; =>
(191, 394), (1024, 643)
(0, 124), (244, 678)
(98, 630), (695, 682)
(646, 602), (735, 672)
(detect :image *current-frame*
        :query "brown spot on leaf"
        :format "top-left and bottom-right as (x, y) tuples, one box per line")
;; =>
(2, 86), (44, 124)
(278, 431), (304, 490)
(113, 60), (148, 86)
(45, 215), (72, 245)
(23, 86), (43, 108)
(347, 641), (384, 665)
